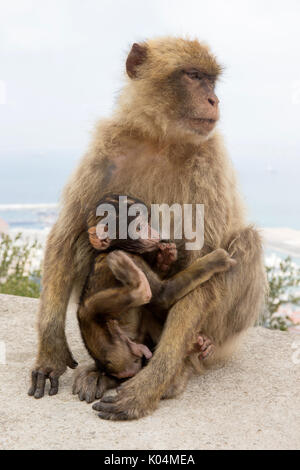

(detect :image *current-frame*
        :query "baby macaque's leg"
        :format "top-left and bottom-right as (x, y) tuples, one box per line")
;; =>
(157, 249), (236, 309)
(82, 254), (151, 321)
(106, 251), (152, 305)
(134, 248), (235, 313)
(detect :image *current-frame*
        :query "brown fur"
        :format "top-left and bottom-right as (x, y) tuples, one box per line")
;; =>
(29, 37), (267, 420)
(76, 245), (235, 386)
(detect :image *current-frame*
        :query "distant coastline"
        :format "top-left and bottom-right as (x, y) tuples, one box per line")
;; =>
(1, 203), (300, 258)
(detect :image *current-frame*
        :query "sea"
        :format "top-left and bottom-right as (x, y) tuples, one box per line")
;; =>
(0, 153), (299, 233)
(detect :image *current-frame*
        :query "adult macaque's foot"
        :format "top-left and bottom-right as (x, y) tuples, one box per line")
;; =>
(195, 334), (215, 360)
(72, 365), (118, 403)
(93, 371), (158, 420)
(28, 350), (78, 399)
(156, 242), (178, 272)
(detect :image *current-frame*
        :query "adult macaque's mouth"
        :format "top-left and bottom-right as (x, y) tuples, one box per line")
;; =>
(191, 118), (216, 123)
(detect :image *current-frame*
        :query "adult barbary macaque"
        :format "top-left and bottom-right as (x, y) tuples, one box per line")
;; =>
(29, 37), (266, 420)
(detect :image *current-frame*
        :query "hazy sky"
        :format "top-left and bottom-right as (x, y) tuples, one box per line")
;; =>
(0, 0), (300, 166)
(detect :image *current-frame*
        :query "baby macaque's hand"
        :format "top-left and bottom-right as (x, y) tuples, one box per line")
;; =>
(156, 241), (178, 272)
(88, 225), (111, 251)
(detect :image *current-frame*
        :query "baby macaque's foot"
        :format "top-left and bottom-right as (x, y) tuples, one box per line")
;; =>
(156, 242), (178, 272)
(195, 334), (215, 360)
(207, 248), (237, 273)
(107, 250), (152, 304)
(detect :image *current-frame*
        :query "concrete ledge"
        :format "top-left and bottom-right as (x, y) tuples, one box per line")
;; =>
(0, 293), (299, 450)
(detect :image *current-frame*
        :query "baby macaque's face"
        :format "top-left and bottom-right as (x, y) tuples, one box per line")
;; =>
(102, 343), (143, 379)
(96, 320), (152, 380)
(88, 217), (161, 254)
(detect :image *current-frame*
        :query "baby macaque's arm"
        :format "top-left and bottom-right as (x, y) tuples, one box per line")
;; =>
(132, 248), (236, 315)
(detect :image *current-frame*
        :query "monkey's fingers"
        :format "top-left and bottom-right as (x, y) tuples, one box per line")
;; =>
(98, 411), (130, 421)
(32, 371), (47, 399)
(49, 374), (59, 396)
(93, 397), (130, 421)
(27, 370), (38, 396)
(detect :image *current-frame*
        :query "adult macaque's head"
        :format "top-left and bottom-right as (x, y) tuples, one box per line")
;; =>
(121, 37), (222, 141)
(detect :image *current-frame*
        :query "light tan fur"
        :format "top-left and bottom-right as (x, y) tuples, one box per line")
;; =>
(29, 37), (267, 420)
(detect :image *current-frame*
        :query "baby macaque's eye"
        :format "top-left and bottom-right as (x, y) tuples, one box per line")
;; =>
(134, 358), (140, 364)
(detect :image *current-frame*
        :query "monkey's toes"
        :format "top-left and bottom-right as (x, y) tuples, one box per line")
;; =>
(73, 366), (119, 403)
(211, 248), (237, 272)
(196, 334), (215, 360)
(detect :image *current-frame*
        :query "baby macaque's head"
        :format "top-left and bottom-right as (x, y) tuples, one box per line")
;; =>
(87, 193), (161, 254)
(95, 320), (152, 379)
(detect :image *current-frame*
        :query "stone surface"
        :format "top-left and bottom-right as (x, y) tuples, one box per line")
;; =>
(0, 293), (299, 450)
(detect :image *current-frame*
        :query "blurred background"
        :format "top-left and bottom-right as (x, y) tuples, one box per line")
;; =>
(0, 0), (299, 329)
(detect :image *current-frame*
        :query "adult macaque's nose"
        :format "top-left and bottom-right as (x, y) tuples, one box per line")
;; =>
(208, 94), (219, 107)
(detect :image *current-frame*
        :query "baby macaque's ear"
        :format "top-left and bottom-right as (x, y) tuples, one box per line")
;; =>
(127, 339), (152, 359)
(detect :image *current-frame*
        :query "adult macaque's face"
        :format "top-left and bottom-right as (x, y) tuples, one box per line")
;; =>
(178, 68), (219, 135)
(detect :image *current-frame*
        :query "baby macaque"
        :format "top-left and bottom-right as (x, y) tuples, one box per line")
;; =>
(77, 195), (236, 382)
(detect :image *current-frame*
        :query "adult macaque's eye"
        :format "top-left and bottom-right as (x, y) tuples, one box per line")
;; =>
(184, 70), (202, 81)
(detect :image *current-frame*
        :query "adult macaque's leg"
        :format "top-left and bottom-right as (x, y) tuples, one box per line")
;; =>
(94, 226), (266, 420)
(28, 225), (84, 399)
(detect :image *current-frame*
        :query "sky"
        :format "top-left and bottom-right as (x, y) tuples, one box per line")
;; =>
(0, 0), (300, 168)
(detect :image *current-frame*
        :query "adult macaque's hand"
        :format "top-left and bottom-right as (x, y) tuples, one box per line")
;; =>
(28, 350), (77, 399)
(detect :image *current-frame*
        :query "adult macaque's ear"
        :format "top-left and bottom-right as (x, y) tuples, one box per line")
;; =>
(126, 43), (148, 79)
(127, 339), (152, 359)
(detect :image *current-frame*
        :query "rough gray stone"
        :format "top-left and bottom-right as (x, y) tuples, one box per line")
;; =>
(0, 293), (299, 450)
